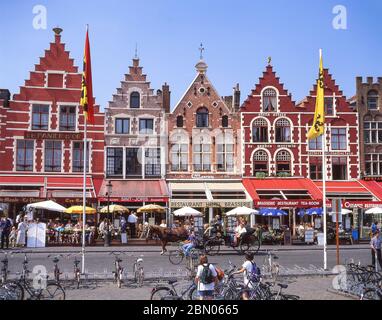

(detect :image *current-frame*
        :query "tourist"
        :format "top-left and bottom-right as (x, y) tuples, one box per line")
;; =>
(0, 215), (13, 250)
(195, 255), (218, 301)
(232, 253), (260, 300)
(15, 212), (24, 226)
(159, 220), (167, 228)
(370, 230), (382, 269)
(128, 212), (138, 238)
(182, 231), (196, 257)
(233, 220), (247, 247)
(16, 217), (28, 247)
(9, 226), (17, 248)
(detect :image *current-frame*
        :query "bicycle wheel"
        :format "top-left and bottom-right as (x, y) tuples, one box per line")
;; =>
(151, 287), (175, 300)
(169, 250), (184, 265)
(1, 281), (24, 301)
(117, 270), (123, 289)
(135, 267), (144, 288)
(39, 283), (65, 300)
(363, 289), (381, 300)
(188, 285), (199, 300)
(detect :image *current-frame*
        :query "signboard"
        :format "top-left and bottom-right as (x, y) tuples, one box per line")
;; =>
(253, 200), (322, 208)
(305, 230), (315, 244)
(315, 218), (322, 229)
(24, 131), (83, 141)
(272, 218), (280, 230)
(27, 223), (46, 248)
(99, 197), (169, 203)
(170, 200), (252, 209)
(332, 199), (342, 223)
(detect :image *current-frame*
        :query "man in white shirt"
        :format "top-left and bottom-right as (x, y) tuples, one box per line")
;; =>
(128, 212), (138, 238)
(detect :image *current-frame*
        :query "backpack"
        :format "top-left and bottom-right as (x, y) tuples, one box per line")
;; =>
(248, 262), (261, 283)
(215, 267), (225, 281)
(200, 264), (214, 285)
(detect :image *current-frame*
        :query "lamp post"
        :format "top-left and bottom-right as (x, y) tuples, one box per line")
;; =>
(104, 180), (113, 247)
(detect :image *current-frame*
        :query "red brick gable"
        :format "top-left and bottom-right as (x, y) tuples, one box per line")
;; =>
(241, 64), (296, 113)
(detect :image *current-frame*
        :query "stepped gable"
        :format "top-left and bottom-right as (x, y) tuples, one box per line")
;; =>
(241, 64), (296, 112)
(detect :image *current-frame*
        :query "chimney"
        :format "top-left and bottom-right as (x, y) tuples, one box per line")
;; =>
(162, 83), (171, 113)
(233, 83), (241, 110)
(0, 89), (10, 108)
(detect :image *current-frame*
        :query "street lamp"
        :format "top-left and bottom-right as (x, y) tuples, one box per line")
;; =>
(104, 181), (113, 247)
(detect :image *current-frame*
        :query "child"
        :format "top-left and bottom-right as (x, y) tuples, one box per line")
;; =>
(9, 226), (17, 248)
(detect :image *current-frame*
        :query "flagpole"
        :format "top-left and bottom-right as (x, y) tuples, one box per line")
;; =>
(320, 48), (328, 271)
(82, 102), (88, 274)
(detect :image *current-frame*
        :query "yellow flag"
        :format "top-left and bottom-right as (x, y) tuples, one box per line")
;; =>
(307, 50), (325, 140)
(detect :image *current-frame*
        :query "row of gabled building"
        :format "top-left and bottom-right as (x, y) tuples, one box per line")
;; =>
(1, 29), (382, 236)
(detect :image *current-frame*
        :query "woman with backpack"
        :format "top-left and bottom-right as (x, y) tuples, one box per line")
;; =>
(232, 253), (260, 300)
(195, 255), (218, 300)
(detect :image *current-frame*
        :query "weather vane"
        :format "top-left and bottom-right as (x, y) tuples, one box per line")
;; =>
(268, 56), (272, 65)
(199, 43), (205, 60)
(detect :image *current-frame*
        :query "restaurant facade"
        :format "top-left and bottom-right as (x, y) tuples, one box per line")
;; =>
(100, 56), (170, 223)
(0, 29), (105, 219)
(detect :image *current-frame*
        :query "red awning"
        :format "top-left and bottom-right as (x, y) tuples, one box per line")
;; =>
(46, 177), (93, 189)
(314, 181), (372, 195)
(98, 180), (169, 203)
(0, 176), (45, 186)
(243, 178), (322, 208)
(358, 180), (382, 200)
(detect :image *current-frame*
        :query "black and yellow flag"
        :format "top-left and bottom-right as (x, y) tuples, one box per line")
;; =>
(80, 28), (95, 125)
(307, 50), (325, 140)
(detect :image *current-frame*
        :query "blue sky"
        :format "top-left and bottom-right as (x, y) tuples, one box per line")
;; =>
(0, 0), (381, 110)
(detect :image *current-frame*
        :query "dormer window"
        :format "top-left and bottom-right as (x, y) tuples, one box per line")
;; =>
(130, 92), (140, 109)
(263, 88), (277, 112)
(196, 107), (209, 128)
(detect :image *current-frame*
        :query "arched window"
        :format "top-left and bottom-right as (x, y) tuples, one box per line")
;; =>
(263, 88), (277, 112)
(276, 150), (291, 176)
(222, 115), (229, 128)
(275, 119), (291, 142)
(130, 92), (140, 109)
(176, 116), (184, 128)
(196, 107), (209, 128)
(252, 118), (269, 142)
(368, 90), (379, 110)
(253, 150), (269, 176)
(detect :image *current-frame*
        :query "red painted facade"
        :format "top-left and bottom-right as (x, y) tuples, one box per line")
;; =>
(241, 64), (359, 181)
(0, 30), (104, 216)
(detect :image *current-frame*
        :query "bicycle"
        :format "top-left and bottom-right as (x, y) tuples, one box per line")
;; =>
(110, 252), (124, 289)
(151, 279), (198, 300)
(1, 251), (10, 284)
(168, 243), (202, 265)
(133, 255), (144, 288)
(48, 254), (63, 284)
(262, 250), (280, 281)
(5, 252), (65, 300)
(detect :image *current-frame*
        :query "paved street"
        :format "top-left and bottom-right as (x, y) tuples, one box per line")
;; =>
(1, 245), (372, 280)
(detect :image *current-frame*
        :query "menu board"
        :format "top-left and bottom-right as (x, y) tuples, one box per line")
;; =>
(305, 229), (315, 244)
(27, 223), (46, 248)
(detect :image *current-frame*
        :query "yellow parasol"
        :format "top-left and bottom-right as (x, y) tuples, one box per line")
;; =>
(66, 206), (97, 215)
(137, 204), (166, 214)
(100, 205), (129, 214)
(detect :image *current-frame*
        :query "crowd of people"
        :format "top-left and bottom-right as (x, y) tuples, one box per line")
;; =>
(0, 213), (30, 249)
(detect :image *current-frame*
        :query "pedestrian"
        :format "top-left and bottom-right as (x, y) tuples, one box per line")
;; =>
(195, 255), (218, 301)
(9, 227), (17, 248)
(182, 231), (196, 257)
(371, 221), (380, 234)
(370, 230), (382, 270)
(0, 215), (13, 250)
(15, 212), (24, 226)
(16, 217), (28, 247)
(128, 212), (138, 238)
(232, 253), (261, 300)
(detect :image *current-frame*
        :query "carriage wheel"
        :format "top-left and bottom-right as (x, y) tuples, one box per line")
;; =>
(204, 241), (220, 256)
(239, 242), (250, 255)
(249, 237), (261, 255)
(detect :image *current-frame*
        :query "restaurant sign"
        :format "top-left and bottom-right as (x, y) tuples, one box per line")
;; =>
(24, 132), (83, 141)
(170, 200), (252, 209)
(99, 197), (169, 203)
(253, 200), (322, 208)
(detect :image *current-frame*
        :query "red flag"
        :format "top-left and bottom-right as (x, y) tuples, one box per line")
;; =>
(80, 28), (95, 125)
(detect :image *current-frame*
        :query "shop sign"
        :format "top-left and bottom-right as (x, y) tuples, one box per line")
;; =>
(170, 200), (252, 209)
(24, 131), (83, 141)
(341, 201), (382, 209)
(254, 200), (322, 208)
(99, 197), (169, 203)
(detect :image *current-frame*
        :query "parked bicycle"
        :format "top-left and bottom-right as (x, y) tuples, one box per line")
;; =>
(2, 252), (65, 300)
(151, 279), (198, 300)
(110, 252), (124, 289)
(48, 254), (63, 284)
(133, 255), (144, 288)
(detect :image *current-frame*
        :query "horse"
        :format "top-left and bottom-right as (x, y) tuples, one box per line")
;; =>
(146, 225), (189, 255)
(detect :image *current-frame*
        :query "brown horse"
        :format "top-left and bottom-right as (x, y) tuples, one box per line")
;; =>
(146, 225), (189, 255)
